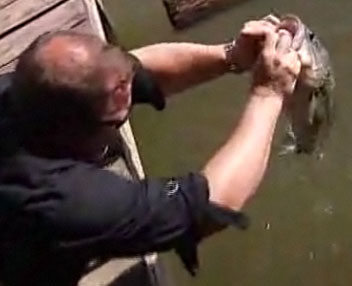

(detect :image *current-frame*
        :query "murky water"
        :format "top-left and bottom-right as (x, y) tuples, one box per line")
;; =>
(103, 0), (352, 285)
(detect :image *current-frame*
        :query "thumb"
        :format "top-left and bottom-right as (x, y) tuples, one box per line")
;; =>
(262, 29), (279, 57)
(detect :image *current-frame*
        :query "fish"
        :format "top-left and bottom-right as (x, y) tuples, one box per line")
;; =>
(278, 14), (335, 158)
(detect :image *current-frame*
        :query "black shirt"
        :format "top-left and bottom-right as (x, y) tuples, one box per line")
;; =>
(0, 72), (248, 286)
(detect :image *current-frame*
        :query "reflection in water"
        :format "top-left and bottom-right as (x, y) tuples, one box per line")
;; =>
(264, 221), (271, 231)
(103, 0), (352, 285)
(312, 200), (334, 216)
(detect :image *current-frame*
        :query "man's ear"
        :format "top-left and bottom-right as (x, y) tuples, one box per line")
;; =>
(102, 81), (131, 122)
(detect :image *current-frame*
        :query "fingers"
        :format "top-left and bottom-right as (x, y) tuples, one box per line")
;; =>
(276, 30), (293, 54)
(235, 16), (303, 77)
(287, 50), (301, 76)
(281, 48), (302, 94)
(232, 18), (280, 72)
(262, 14), (280, 25)
(243, 15), (303, 98)
(262, 27), (279, 57)
(240, 19), (279, 56)
(241, 19), (277, 38)
(297, 50), (312, 68)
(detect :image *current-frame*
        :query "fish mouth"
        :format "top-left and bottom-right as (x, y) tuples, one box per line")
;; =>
(280, 15), (304, 50)
(280, 15), (300, 35)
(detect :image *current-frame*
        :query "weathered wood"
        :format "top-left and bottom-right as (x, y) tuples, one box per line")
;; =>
(71, 18), (94, 34)
(79, 258), (141, 286)
(0, 59), (16, 74)
(82, 0), (106, 39)
(0, 0), (86, 69)
(162, 0), (247, 29)
(0, 0), (67, 37)
(0, 18), (91, 75)
(95, 0), (119, 44)
(0, 0), (16, 9)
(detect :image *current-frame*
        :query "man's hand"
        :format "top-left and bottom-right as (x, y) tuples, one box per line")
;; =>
(226, 15), (281, 73)
(251, 28), (301, 99)
(203, 23), (302, 212)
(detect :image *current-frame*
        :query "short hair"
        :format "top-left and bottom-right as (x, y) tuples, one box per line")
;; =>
(10, 31), (132, 154)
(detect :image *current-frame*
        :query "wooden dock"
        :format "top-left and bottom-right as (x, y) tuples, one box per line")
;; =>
(0, 0), (164, 285)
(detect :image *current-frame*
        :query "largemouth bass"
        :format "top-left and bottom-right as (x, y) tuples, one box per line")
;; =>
(279, 15), (335, 158)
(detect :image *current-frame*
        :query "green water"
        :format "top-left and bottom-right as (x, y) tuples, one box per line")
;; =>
(103, 0), (352, 285)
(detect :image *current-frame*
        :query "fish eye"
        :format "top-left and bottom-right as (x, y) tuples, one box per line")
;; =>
(308, 30), (315, 41)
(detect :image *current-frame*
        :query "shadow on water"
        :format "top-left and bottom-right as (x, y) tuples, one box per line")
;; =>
(103, 0), (352, 285)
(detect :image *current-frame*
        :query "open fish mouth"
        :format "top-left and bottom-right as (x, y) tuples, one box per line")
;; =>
(279, 15), (301, 46)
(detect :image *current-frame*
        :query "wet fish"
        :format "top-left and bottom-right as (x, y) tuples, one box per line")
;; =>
(279, 14), (335, 158)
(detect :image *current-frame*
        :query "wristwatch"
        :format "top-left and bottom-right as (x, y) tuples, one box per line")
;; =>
(224, 39), (243, 74)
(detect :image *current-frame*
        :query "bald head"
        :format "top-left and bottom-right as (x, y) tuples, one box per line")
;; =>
(11, 31), (135, 158)
(35, 32), (103, 87)
(16, 31), (108, 94)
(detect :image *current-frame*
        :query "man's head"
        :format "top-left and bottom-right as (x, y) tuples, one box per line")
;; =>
(12, 31), (136, 161)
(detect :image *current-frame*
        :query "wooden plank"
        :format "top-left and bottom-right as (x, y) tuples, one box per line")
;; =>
(0, 18), (91, 75)
(0, 0), (86, 68)
(0, 0), (16, 9)
(95, 0), (119, 44)
(162, 0), (248, 29)
(72, 18), (93, 34)
(0, 0), (67, 37)
(0, 60), (16, 75)
(0, 17), (92, 75)
(82, 0), (106, 39)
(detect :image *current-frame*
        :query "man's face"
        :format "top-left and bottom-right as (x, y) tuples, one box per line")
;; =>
(99, 47), (136, 128)
(82, 47), (137, 162)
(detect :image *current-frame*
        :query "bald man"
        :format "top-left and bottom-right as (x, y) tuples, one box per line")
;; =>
(0, 18), (300, 286)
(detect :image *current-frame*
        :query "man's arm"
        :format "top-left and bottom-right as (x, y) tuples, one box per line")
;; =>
(203, 27), (300, 211)
(131, 17), (280, 96)
(204, 87), (282, 210)
(131, 43), (228, 95)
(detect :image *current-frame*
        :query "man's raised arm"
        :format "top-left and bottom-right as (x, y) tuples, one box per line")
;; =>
(131, 17), (280, 95)
(131, 43), (228, 94)
(203, 25), (300, 211)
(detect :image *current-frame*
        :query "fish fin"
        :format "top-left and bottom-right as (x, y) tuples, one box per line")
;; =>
(308, 91), (317, 125)
(278, 144), (297, 156)
(278, 124), (297, 156)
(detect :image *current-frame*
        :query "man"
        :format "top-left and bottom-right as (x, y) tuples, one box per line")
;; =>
(0, 17), (300, 286)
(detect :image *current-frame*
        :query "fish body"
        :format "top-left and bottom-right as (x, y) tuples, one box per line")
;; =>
(279, 15), (335, 157)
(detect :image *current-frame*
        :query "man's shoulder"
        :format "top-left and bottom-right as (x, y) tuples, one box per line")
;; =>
(0, 153), (131, 217)
(0, 153), (101, 190)
(1, 153), (132, 193)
